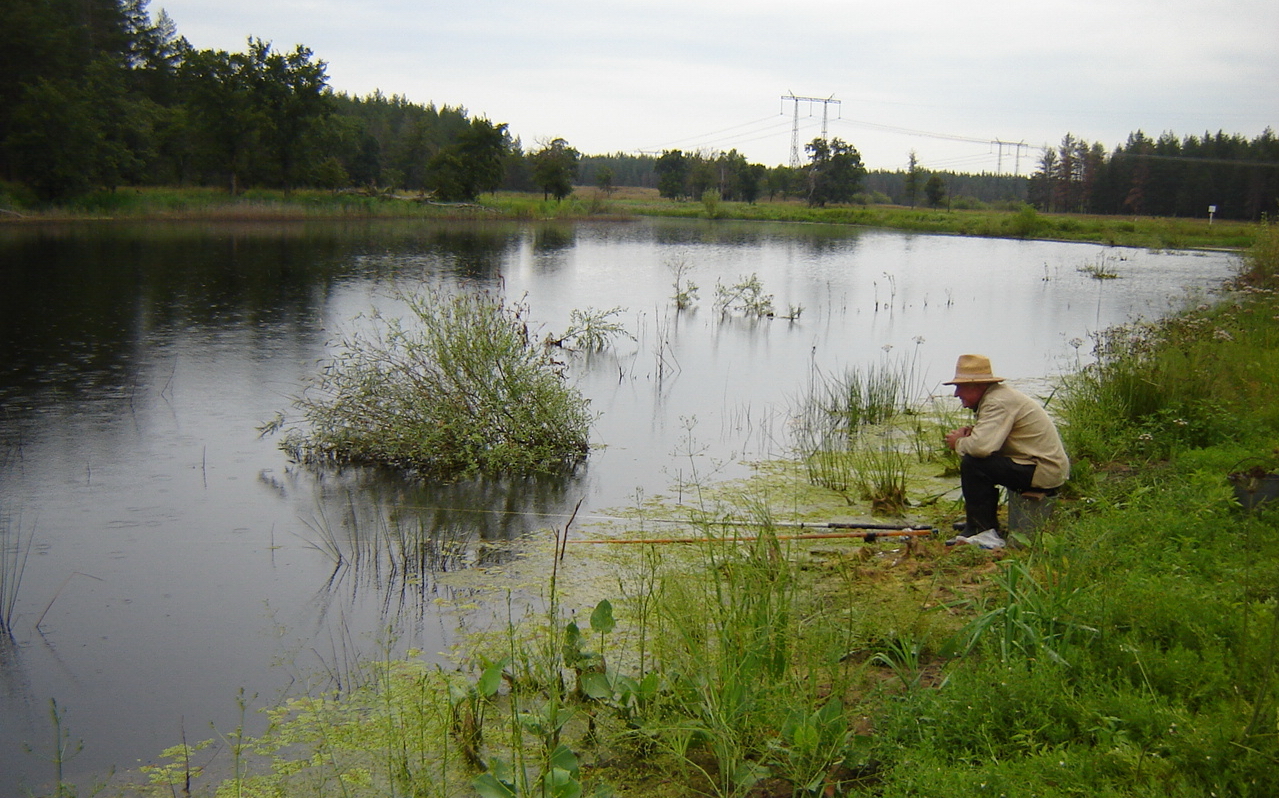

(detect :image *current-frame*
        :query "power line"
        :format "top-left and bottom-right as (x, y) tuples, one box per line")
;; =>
(830, 116), (991, 146)
(636, 114), (783, 154)
(831, 118), (1030, 174)
(706, 119), (804, 151)
(632, 101), (1044, 173)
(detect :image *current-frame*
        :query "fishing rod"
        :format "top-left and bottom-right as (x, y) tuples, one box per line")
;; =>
(386, 503), (933, 530)
(381, 502), (936, 542)
(576, 521), (937, 545)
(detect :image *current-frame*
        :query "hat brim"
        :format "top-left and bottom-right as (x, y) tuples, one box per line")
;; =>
(943, 376), (1004, 385)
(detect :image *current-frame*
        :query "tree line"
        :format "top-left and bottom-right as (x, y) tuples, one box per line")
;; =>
(1029, 131), (1279, 220)
(0, 0), (583, 202)
(3, 0), (1274, 219)
(597, 139), (868, 207)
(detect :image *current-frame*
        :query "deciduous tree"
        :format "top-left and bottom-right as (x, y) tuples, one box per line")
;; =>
(532, 137), (580, 201)
(426, 117), (510, 201)
(804, 137), (866, 207)
(595, 166), (615, 196)
(249, 40), (334, 191)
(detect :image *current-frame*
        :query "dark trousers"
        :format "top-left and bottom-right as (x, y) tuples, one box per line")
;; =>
(960, 454), (1037, 533)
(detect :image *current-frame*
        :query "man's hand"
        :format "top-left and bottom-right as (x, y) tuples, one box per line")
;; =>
(945, 425), (973, 451)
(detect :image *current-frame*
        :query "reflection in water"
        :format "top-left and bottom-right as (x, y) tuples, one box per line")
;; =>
(0, 633), (36, 751)
(266, 465), (586, 625)
(422, 226), (521, 280)
(0, 220), (530, 391)
(532, 224), (576, 253)
(0, 223), (347, 401)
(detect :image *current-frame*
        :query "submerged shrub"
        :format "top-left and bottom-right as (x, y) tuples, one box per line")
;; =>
(276, 288), (591, 478)
(714, 272), (774, 317)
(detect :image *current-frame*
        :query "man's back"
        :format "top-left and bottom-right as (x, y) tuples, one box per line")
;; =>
(959, 382), (1069, 489)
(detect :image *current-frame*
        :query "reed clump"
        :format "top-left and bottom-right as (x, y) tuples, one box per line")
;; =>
(792, 353), (931, 511)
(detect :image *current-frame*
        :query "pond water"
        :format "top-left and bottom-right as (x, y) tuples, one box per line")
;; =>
(0, 218), (1237, 790)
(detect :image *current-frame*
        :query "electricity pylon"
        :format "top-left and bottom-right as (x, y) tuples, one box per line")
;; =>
(783, 93), (840, 168)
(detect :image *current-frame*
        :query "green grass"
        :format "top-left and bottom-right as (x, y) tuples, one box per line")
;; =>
(2, 186), (1261, 251)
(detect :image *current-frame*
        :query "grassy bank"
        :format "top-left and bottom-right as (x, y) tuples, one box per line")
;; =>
(99, 228), (1279, 798)
(1, 185), (1259, 251)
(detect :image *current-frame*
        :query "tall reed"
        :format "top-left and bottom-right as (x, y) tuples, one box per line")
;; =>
(791, 352), (926, 507)
(846, 432), (909, 515)
(0, 512), (34, 636)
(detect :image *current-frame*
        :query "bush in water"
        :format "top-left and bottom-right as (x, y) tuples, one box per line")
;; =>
(278, 288), (591, 478)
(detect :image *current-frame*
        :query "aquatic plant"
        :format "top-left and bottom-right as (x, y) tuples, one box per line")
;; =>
(0, 513), (34, 636)
(548, 306), (634, 352)
(713, 273), (774, 317)
(847, 432), (910, 515)
(1076, 252), (1121, 280)
(1234, 217), (1279, 290)
(24, 699), (109, 798)
(791, 352), (927, 501)
(667, 255), (699, 310)
(272, 287), (592, 478)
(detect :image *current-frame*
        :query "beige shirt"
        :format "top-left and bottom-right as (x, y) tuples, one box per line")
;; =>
(956, 382), (1070, 488)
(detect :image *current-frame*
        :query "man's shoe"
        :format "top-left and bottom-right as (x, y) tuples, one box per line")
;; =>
(952, 520), (967, 532)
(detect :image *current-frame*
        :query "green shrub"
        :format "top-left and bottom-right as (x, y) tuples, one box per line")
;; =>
(701, 188), (722, 218)
(949, 195), (989, 211)
(1007, 204), (1046, 237)
(0, 179), (38, 211)
(275, 288), (591, 478)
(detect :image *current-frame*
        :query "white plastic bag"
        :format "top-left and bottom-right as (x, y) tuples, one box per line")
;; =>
(949, 529), (1006, 549)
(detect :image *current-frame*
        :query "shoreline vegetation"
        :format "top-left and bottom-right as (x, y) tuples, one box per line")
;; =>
(64, 225), (1274, 797)
(0, 185), (1261, 252)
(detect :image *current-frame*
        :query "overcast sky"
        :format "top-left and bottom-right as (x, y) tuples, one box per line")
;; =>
(153, 0), (1277, 173)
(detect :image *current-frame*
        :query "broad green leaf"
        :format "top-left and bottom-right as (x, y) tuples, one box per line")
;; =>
(793, 721), (820, 751)
(589, 599), (616, 634)
(473, 773), (515, 798)
(477, 659), (506, 697)
(580, 671), (613, 699)
(613, 674), (638, 695)
(547, 743), (580, 776)
(731, 760), (770, 789)
(541, 768), (583, 798)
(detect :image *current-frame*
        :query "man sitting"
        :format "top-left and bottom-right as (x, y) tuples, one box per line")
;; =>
(943, 354), (1069, 545)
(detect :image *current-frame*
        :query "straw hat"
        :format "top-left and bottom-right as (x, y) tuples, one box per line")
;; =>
(943, 354), (1005, 385)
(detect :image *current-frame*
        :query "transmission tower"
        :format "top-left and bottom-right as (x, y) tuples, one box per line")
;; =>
(782, 93), (840, 168)
(994, 139), (1029, 175)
